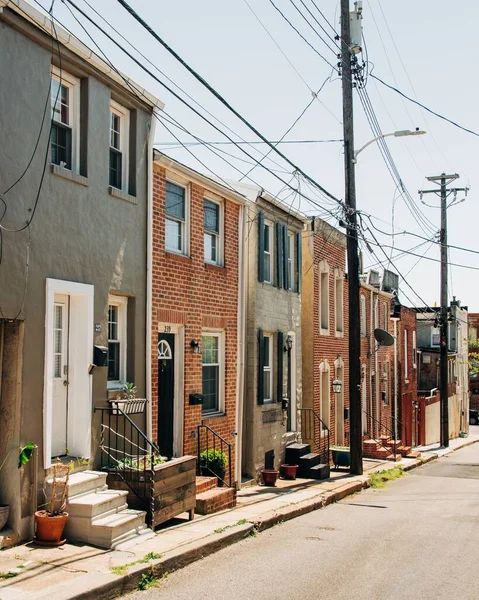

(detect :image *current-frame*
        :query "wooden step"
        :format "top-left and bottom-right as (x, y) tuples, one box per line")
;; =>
(285, 443), (311, 467)
(195, 487), (236, 515)
(309, 464), (330, 480)
(196, 476), (218, 494)
(298, 453), (322, 477)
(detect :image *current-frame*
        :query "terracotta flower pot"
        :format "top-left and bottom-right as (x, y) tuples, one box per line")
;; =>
(0, 505), (9, 531)
(34, 511), (68, 545)
(280, 464), (298, 480)
(261, 469), (280, 487)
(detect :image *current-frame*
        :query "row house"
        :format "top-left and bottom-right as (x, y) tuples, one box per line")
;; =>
(0, 0), (161, 543)
(150, 152), (245, 489)
(302, 216), (349, 448)
(231, 182), (306, 481)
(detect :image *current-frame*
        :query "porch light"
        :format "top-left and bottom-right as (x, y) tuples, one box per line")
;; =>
(285, 335), (293, 351)
(332, 379), (343, 394)
(190, 339), (201, 354)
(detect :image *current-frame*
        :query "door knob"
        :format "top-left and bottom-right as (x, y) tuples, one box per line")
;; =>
(63, 380), (68, 386)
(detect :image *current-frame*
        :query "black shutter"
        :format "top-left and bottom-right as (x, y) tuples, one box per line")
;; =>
(258, 211), (265, 282)
(275, 222), (283, 289)
(283, 225), (290, 290)
(296, 232), (302, 293)
(277, 331), (284, 402)
(257, 328), (265, 405)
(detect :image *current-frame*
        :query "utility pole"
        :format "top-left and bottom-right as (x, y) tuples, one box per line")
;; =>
(419, 173), (468, 448)
(341, 0), (362, 475)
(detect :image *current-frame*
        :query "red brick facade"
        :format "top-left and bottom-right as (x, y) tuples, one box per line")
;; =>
(397, 305), (418, 446)
(151, 158), (243, 477)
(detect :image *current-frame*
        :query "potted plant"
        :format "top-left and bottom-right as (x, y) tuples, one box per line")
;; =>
(35, 460), (71, 546)
(199, 449), (228, 486)
(280, 464), (298, 480)
(330, 446), (351, 469)
(109, 382), (147, 415)
(260, 468), (280, 486)
(0, 442), (35, 531)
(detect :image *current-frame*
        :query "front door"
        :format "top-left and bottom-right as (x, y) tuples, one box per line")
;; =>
(335, 365), (345, 446)
(52, 294), (69, 456)
(158, 333), (175, 458)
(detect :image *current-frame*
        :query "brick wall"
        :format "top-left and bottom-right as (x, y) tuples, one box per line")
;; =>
(151, 164), (241, 473)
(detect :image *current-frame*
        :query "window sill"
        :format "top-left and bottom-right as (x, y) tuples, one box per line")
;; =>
(335, 330), (344, 338)
(205, 263), (227, 274)
(201, 411), (225, 419)
(320, 329), (330, 336)
(108, 186), (137, 205)
(166, 251), (191, 263)
(107, 386), (126, 400)
(51, 164), (88, 187)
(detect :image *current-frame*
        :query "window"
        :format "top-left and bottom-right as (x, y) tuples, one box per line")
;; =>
(204, 199), (222, 265)
(263, 334), (273, 402)
(107, 296), (127, 386)
(109, 101), (129, 191)
(165, 181), (188, 254)
(202, 332), (224, 414)
(334, 270), (344, 334)
(404, 329), (409, 381)
(287, 232), (295, 291)
(431, 327), (440, 347)
(51, 68), (79, 170)
(360, 294), (366, 337)
(319, 262), (329, 333)
(263, 222), (273, 283)
(412, 330), (417, 369)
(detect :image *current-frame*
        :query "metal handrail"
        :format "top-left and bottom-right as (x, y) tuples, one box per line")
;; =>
(95, 404), (159, 528)
(298, 408), (330, 466)
(362, 408), (401, 460)
(197, 424), (233, 487)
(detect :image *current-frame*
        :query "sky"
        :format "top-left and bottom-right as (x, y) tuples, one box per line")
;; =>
(34, 0), (479, 310)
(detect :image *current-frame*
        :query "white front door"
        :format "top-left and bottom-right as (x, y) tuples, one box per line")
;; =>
(52, 294), (69, 456)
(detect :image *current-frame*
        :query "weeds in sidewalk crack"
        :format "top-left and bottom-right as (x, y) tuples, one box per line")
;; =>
(110, 552), (163, 576)
(370, 467), (405, 489)
(213, 518), (249, 534)
(137, 569), (168, 591)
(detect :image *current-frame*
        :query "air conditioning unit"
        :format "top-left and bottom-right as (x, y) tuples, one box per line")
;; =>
(367, 269), (380, 288)
(382, 269), (399, 292)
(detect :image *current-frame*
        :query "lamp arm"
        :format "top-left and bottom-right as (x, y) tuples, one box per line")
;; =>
(353, 132), (395, 161)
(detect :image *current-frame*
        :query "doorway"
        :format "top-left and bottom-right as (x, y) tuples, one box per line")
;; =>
(334, 359), (344, 446)
(158, 333), (175, 458)
(44, 279), (93, 468)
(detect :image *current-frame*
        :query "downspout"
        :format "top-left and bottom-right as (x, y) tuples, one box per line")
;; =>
(369, 291), (373, 436)
(374, 293), (379, 437)
(234, 203), (247, 489)
(146, 110), (158, 441)
(393, 318), (398, 443)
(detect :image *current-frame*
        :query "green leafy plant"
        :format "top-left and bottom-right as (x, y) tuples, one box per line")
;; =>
(199, 449), (228, 471)
(117, 382), (137, 400)
(0, 442), (35, 472)
(114, 453), (165, 471)
(137, 569), (167, 591)
(370, 467), (405, 489)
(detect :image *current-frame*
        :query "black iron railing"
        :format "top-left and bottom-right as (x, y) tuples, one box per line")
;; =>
(363, 408), (403, 460)
(95, 403), (159, 527)
(299, 408), (330, 466)
(197, 425), (233, 487)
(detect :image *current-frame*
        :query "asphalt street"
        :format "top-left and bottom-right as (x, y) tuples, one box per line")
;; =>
(126, 439), (479, 600)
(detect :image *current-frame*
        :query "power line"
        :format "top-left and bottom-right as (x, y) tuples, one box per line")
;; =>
(154, 139), (343, 146)
(113, 0), (342, 205)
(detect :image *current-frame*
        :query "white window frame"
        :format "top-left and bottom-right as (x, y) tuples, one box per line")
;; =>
(287, 231), (295, 291)
(412, 330), (417, 369)
(51, 66), (80, 172)
(319, 261), (330, 335)
(360, 294), (367, 337)
(165, 178), (190, 256)
(204, 197), (223, 266)
(263, 221), (274, 284)
(263, 333), (273, 403)
(431, 326), (440, 347)
(201, 329), (225, 415)
(109, 99), (130, 192)
(107, 295), (127, 389)
(404, 329), (409, 382)
(334, 268), (344, 335)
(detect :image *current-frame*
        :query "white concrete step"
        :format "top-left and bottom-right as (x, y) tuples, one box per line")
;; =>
(67, 489), (129, 519)
(113, 526), (156, 551)
(46, 470), (108, 499)
(90, 508), (146, 547)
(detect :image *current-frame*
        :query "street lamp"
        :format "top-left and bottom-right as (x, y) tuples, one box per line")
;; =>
(353, 129), (426, 162)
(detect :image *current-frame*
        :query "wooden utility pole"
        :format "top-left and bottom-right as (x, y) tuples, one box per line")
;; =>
(419, 173), (467, 447)
(341, 0), (362, 475)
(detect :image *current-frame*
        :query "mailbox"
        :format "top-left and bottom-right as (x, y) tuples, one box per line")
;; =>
(93, 345), (108, 367)
(189, 393), (204, 406)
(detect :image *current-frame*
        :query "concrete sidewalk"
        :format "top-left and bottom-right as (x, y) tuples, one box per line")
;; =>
(1, 433), (478, 600)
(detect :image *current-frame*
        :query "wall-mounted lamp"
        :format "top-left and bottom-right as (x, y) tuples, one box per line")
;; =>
(284, 335), (293, 352)
(332, 379), (342, 394)
(190, 339), (201, 354)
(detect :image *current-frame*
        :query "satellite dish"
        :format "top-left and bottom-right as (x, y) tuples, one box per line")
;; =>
(374, 328), (394, 347)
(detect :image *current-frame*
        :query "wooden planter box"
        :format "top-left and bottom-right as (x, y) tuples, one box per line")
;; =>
(107, 455), (196, 528)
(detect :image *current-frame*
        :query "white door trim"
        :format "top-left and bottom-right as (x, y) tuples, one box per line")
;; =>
(44, 278), (94, 468)
(158, 323), (184, 457)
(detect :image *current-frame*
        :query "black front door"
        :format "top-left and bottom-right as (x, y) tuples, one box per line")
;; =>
(158, 333), (175, 458)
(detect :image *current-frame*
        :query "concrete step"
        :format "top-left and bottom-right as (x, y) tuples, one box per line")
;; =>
(298, 453), (322, 477)
(67, 489), (129, 519)
(90, 509), (147, 547)
(195, 487), (236, 515)
(285, 443), (311, 467)
(113, 526), (156, 551)
(308, 463), (330, 480)
(196, 476), (218, 494)
(46, 470), (108, 500)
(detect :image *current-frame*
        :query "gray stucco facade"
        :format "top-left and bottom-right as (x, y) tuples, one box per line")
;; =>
(0, 2), (159, 540)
